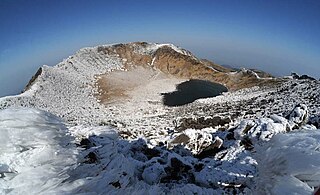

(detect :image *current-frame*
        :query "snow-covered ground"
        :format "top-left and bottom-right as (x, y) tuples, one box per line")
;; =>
(0, 42), (320, 194)
(1, 106), (319, 194)
(0, 108), (77, 194)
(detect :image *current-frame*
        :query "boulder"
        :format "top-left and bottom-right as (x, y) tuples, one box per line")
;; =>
(286, 104), (309, 129)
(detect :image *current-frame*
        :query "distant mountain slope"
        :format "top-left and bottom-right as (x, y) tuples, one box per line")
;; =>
(220, 64), (240, 71)
(94, 42), (278, 90)
(200, 59), (235, 72)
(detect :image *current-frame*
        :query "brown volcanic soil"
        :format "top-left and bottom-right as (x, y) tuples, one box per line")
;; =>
(95, 42), (280, 104)
(95, 66), (185, 104)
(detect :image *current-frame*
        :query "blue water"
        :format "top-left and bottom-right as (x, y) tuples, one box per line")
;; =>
(162, 79), (228, 107)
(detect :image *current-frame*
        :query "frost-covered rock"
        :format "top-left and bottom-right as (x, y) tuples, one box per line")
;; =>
(234, 104), (311, 143)
(169, 128), (216, 154)
(286, 104), (309, 129)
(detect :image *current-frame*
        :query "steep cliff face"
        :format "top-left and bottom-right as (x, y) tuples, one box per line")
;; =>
(23, 67), (43, 92)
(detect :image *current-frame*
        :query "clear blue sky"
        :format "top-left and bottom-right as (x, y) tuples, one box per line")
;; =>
(1, 0), (320, 97)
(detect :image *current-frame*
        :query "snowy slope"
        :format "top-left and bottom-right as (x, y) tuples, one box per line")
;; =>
(1, 107), (320, 194)
(0, 42), (197, 125)
(255, 130), (320, 194)
(0, 42), (320, 194)
(0, 108), (77, 194)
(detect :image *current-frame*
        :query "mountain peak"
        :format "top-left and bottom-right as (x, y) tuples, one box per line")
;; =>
(1, 42), (320, 194)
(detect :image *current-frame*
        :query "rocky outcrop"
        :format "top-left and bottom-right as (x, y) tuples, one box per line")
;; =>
(23, 67), (42, 92)
(291, 72), (316, 81)
(176, 116), (231, 131)
(234, 104), (309, 143)
(286, 104), (309, 129)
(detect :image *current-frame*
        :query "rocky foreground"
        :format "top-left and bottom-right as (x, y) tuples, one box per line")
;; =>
(0, 42), (320, 194)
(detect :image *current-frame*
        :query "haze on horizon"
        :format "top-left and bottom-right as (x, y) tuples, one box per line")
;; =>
(0, 0), (320, 97)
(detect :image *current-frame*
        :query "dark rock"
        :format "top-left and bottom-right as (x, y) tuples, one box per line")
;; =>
(109, 181), (121, 189)
(79, 138), (91, 149)
(144, 148), (161, 160)
(171, 134), (190, 145)
(160, 157), (194, 183)
(226, 132), (235, 140)
(84, 152), (98, 164)
(291, 72), (300, 79)
(178, 116), (231, 131)
(196, 145), (225, 159)
(291, 72), (316, 81)
(196, 137), (224, 159)
(194, 163), (204, 172)
(242, 124), (254, 135)
(299, 74), (316, 80)
(308, 115), (320, 128)
(240, 137), (254, 150)
(24, 67), (43, 92)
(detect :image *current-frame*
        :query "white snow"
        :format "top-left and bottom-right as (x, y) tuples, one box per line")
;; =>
(151, 57), (156, 66)
(0, 42), (320, 194)
(0, 108), (78, 195)
(2, 106), (318, 194)
(132, 42), (197, 58)
(255, 130), (320, 194)
(1, 98), (320, 194)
